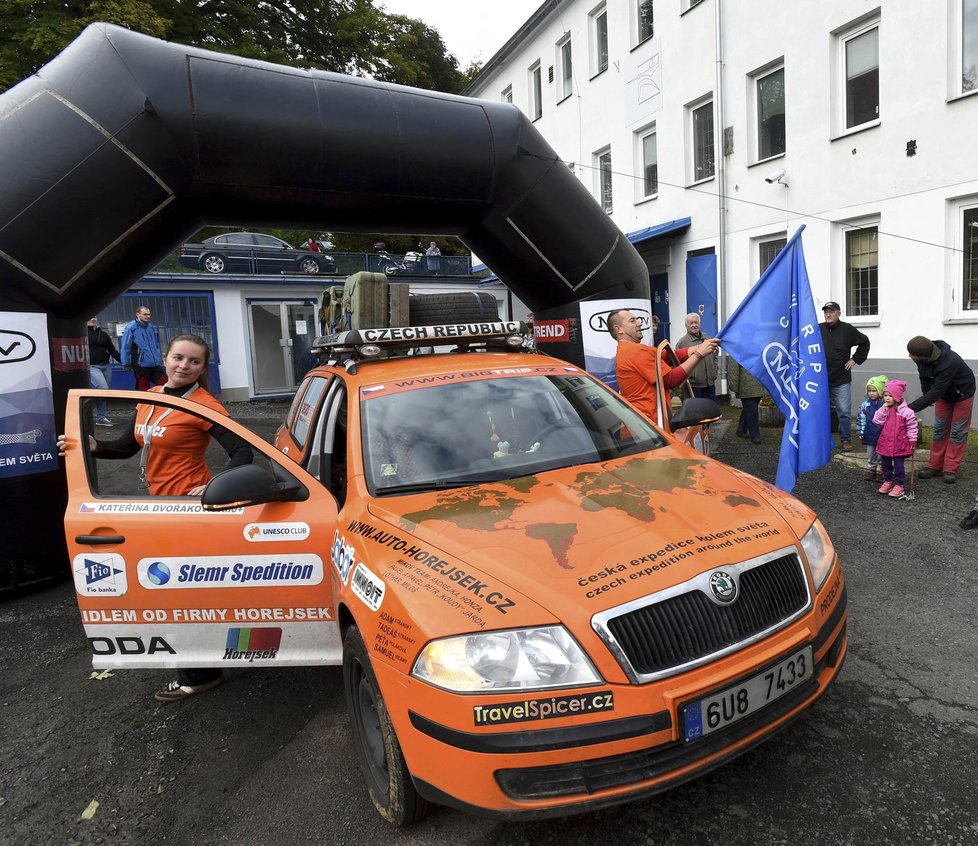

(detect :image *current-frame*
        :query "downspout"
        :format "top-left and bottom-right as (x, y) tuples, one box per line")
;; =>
(714, 0), (728, 395)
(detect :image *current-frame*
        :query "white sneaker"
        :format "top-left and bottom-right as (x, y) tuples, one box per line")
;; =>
(96, 417), (114, 426)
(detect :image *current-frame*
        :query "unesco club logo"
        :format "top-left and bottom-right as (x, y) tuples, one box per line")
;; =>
(147, 562), (171, 585)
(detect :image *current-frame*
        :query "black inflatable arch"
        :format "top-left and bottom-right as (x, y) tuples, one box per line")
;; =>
(0, 24), (649, 586)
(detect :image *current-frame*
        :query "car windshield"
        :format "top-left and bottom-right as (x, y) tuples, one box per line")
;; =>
(361, 374), (667, 495)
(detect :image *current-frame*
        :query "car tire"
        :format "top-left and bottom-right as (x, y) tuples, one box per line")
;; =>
(343, 625), (429, 826)
(299, 257), (321, 274)
(201, 253), (226, 273)
(408, 292), (500, 325)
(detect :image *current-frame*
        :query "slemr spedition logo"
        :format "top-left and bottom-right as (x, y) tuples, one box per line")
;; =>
(137, 555), (324, 588)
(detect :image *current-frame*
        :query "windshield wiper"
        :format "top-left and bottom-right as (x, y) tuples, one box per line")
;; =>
(374, 478), (494, 496)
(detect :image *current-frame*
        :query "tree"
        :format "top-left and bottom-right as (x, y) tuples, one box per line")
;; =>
(0, 0), (466, 94)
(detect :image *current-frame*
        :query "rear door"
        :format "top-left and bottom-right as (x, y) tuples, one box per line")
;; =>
(654, 342), (711, 454)
(63, 389), (340, 670)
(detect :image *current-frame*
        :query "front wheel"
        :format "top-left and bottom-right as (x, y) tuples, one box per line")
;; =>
(343, 626), (429, 826)
(201, 253), (226, 273)
(298, 257), (321, 274)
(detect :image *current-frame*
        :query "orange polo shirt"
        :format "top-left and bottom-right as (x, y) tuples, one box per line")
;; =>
(615, 342), (691, 422)
(134, 387), (230, 496)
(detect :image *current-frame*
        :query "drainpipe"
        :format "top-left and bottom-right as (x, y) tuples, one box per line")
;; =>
(714, 0), (728, 395)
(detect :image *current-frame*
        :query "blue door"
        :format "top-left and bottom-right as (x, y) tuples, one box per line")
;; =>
(685, 252), (718, 336)
(651, 273), (669, 344)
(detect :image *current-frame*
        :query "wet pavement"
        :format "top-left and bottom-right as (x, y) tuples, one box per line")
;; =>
(1, 412), (976, 846)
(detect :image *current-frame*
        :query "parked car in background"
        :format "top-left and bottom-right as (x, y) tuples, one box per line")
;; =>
(178, 233), (338, 274)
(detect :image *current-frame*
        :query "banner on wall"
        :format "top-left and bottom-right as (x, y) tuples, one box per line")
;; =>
(0, 312), (57, 478)
(580, 299), (654, 389)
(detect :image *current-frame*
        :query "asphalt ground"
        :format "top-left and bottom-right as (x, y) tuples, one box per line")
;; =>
(1, 406), (976, 845)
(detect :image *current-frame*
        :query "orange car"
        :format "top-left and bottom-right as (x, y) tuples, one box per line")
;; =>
(63, 321), (847, 825)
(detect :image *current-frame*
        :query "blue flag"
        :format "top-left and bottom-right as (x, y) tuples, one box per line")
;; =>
(716, 225), (831, 492)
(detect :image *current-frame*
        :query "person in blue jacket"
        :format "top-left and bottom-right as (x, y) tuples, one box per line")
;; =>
(120, 305), (165, 390)
(856, 375), (888, 481)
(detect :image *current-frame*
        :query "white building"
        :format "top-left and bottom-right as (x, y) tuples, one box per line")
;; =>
(464, 0), (978, 407)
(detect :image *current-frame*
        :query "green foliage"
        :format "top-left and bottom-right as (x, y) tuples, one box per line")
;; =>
(0, 0), (467, 94)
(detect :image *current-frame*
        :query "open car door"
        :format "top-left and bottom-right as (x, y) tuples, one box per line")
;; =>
(653, 341), (714, 454)
(62, 389), (340, 670)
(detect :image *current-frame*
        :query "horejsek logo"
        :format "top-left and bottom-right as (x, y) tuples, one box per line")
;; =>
(473, 691), (615, 726)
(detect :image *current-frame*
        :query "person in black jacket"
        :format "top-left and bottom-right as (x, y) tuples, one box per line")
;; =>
(819, 302), (870, 451)
(87, 317), (121, 426)
(906, 336), (975, 484)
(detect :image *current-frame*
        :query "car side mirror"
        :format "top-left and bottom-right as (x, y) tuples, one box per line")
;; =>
(669, 397), (723, 431)
(201, 464), (308, 511)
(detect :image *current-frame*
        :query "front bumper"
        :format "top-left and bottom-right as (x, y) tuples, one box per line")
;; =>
(402, 584), (847, 820)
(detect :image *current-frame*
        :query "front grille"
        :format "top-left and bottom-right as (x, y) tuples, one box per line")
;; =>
(605, 553), (808, 678)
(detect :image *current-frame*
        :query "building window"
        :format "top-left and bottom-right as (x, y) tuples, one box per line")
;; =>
(964, 206), (978, 309)
(557, 36), (573, 101)
(502, 85), (513, 103)
(590, 4), (609, 76)
(963, 0), (978, 92)
(639, 127), (658, 199)
(528, 62), (542, 120)
(756, 66), (786, 160)
(595, 147), (613, 213)
(758, 237), (787, 276)
(689, 98), (715, 182)
(843, 23), (879, 129)
(845, 226), (879, 316)
(636, 0), (654, 44)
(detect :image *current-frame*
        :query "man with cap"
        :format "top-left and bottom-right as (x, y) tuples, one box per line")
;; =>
(819, 301), (870, 451)
(906, 335), (975, 483)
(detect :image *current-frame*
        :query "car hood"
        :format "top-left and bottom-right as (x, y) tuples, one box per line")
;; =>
(366, 452), (805, 619)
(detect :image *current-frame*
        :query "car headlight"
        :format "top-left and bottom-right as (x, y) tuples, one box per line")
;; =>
(411, 626), (602, 693)
(800, 519), (836, 592)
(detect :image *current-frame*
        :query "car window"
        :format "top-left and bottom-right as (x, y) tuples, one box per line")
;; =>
(290, 376), (329, 448)
(254, 234), (286, 248)
(360, 374), (667, 494)
(80, 396), (274, 498)
(227, 233), (254, 246)
(213, 235), (228, 245)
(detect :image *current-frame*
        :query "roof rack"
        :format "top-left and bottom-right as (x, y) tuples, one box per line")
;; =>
(311, 321), (528, 363)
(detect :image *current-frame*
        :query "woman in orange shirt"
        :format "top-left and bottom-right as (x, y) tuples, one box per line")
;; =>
(58, 334), (252, 702)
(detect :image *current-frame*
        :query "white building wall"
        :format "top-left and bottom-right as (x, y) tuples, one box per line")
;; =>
(467, 0), (978, 377)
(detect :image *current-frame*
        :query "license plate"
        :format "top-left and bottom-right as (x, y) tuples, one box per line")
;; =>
(681, 645), (813, 742)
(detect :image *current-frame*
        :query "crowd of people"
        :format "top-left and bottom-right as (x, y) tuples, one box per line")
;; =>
(608, 302), (977, 531)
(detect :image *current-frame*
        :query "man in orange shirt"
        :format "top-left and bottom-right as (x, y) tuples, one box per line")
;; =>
(609, 308), (718, 422)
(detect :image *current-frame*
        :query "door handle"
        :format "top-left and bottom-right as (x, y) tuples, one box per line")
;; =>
(75, 535), (125, 545)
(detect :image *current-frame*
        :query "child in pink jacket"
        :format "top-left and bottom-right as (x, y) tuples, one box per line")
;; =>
(873, 379), (919, 498)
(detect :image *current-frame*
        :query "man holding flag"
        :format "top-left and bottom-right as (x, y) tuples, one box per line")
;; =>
(716, 225), (832, 492)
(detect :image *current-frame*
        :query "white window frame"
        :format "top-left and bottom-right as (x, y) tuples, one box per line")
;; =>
(528, 61), (542, 121)
(753, 232), (788, 282)
(836, 215), (881, 323)
(634, 122), (658, 202)
(685, 94), (715, 185)
(945, 195), (978, 320)
(832, 12), (881, 137)
(502, 85), (513, 104)
(589, 3), (609, 78)
(556, 34), (573, 102)
(948, 0), (978, 99)
(633, 0), (655, 47)
(747, 59), (786, 164)
(594, 145), (613, 214)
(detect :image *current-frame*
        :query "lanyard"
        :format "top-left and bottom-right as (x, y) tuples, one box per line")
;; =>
(138, 384), (199, 488)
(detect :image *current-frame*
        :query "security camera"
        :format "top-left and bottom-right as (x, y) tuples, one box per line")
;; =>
(764, 168), (787, 185)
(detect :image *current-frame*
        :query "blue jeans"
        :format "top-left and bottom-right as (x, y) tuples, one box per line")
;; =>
(89, 363), (113, 420)
(829, 382), (852, 445)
